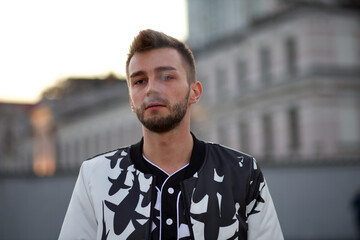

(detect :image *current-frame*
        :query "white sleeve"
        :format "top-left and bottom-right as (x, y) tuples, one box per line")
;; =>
(246, 179), (284, 240)
(58, 162), (97, 240)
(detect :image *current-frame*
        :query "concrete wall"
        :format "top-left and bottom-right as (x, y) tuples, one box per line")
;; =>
(263, 164), (360, 239)
(0, 164), (359, 240)
(0, 175), (76, 240)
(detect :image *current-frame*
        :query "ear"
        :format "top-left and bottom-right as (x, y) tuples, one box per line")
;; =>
(189, 81), (203, 105)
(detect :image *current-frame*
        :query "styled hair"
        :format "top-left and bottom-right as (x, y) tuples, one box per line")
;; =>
(126, 29), (196, 84)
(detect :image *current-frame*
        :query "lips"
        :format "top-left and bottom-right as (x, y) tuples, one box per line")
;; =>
(145, 103), (166, 110)
(142, 95), (169, 111)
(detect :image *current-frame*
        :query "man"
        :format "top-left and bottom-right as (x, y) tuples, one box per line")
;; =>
(59, 29), (283, 240)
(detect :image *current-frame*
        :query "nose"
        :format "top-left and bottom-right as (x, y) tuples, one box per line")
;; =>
(145, 76), (160, 96)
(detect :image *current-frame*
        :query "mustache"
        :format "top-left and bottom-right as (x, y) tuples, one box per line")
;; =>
(140, 95), (170, 110)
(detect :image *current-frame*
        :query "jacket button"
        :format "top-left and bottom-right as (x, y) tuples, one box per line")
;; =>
(166, 218), (173, 225)
(168, 187), (174, 194)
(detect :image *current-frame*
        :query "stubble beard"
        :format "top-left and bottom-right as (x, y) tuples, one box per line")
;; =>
(135, 90), (190, 133)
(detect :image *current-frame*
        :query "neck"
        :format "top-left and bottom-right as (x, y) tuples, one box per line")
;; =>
(142, 124), (193, 175)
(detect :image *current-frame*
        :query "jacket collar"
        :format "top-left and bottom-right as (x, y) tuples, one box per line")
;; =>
(129, 132), (206, 178)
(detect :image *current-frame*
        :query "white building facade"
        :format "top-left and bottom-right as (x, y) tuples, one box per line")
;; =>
(47, 78), (143, 173)
(188, 0), (360, 162)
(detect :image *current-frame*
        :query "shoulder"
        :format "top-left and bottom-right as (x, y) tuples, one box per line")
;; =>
(204, 142), (257, 171)
(82, 146), (132, 172)
(205, 142), (254, 162)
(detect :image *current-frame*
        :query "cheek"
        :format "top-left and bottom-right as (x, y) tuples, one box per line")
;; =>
(129, 90), (140, 104)
(129, 96), (139, 111)
(131, 99), (140, 109)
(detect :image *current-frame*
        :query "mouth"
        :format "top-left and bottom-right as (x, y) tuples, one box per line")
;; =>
(145, 103), (166, 110)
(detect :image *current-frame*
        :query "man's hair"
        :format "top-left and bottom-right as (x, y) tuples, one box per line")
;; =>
(126, 29), (196, 84)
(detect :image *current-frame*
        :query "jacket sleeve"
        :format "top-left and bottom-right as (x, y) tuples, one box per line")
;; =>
(58, 162), (97, 240)
(246, 158), (284, 240)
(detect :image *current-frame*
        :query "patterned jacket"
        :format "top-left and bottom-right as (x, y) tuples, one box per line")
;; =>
(59, 137), (283, 240)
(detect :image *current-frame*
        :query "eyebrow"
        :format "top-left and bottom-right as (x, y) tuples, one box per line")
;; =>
(130, 66), (177, 79)
(155, 66), (177, 72)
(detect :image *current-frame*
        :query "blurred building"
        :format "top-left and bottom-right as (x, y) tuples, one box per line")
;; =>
(0, 75), (142, 176)
(38, 74), (142, 175)
(187, 0), (360, 162)
(1, 0), (359, 176)
(0, 103), (34, 174)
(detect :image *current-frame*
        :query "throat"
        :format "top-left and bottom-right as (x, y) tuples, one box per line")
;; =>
(143, 154), (189, 175)
(142, 132), (194, 175)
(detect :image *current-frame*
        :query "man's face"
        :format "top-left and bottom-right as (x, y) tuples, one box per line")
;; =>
(128, 48), (191, 133)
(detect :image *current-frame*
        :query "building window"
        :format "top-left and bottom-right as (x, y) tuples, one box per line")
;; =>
(55, 139), (61, 168)
(216, 67), (227, 99)
(118, 127), (124, 146)
(218, 124), (228, 146)
(63, 143), (70, 168)
(239, 120), (250, 153)
(339, 99), (360, 153)
(246, 0), (262, 20)
(288, 108), (300, 153)
(262, 113), (273, 157)
(285, 37), (297, 77)
(2, 119), (15, 157)
(237, 60), (248, 93)
(94, 133), (101, 156)
(74, 140), (80, 166)
(260, 47), (271, 84)
(106, 130), (112, 150)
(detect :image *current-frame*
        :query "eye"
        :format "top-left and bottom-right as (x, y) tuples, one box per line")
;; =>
(133, 79), (145, 86)
(161, 75), (174, 81)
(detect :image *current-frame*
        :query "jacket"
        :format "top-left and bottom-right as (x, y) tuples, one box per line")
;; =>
(59, 137), (283, 240)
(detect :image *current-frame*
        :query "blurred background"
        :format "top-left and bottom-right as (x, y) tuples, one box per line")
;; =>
(1, 0), (360, 239)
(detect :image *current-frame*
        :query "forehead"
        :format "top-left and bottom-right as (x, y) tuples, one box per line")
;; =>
(128, 48), (185, 75)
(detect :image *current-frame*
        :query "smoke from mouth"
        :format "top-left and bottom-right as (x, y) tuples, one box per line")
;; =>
(141, 95), (170, 111)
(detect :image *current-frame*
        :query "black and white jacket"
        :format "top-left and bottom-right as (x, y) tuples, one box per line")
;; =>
(59, 136), (283, 240)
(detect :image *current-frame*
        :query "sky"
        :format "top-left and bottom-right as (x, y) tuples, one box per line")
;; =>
(0, 0), (188, 104)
